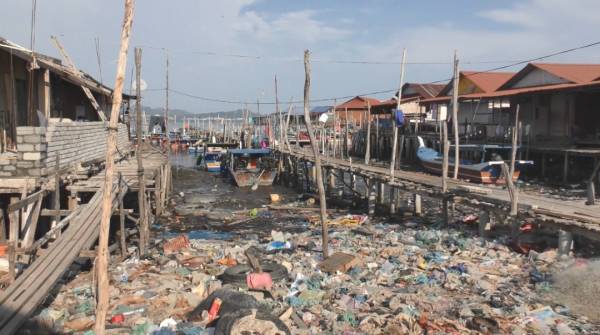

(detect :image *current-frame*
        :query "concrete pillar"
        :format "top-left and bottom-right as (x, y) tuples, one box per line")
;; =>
(389, 187), (396, 214)
(414, 194), (422, 216)
(368, 179), (376, 217)
(558, 229), (574, 257)
(377, 182), (385, 205)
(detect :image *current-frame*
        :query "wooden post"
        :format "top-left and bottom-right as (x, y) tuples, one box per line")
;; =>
(344, 107), (349, 158)
(53, 154), (61, 237)
(364, 101), (371, 165)
(452, 50), (460, 179)
(563, 151), (569, 184)
(95, 1), (134, 333)
(390, 49), (407, 181)
(586, 160), (600, 205)
(508, 105), (520, 216)
(442, 122), (449, 193)
(368, 179), (376, 217)
(377, 182), (384, 205)
(328, 168), (335, 195)
(42, 68), (50, 119)
(134, 47), (148, 255)
(0, 211), (5, 242)
(375, 115), (379, 159)
(275, 75), (283, 149)
(414, 194), (422, 216)
(398, 134), (405, 166)
(118, 173), (127, 258)
(164, 52), (170, 154)
(302, 50), (328, 258)
(442, 120), (449, 225)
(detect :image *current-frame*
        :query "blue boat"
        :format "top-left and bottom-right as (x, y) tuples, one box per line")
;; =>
(197, 143), (238, 172)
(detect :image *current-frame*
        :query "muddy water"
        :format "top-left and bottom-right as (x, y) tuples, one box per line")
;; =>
(165, 152), (305, 237)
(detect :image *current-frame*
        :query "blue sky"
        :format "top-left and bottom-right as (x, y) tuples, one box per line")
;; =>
(2, 0), (600, 113)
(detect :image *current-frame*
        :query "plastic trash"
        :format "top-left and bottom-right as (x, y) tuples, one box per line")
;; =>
(266, 241), (291, 251)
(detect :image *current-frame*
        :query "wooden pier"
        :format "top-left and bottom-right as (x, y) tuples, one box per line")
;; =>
(0, 147), (169, 334)
(278, 147), (600, 238)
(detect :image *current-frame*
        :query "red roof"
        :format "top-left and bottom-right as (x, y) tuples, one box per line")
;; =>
(421, 80), (600, 103)
(461, 71), (515, 93)
(438, 71), (514, 96)
(500, 63), (600, 89)
(335, 96), (381, 110)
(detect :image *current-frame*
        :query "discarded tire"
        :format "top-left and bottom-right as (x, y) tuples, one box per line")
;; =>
(220, 262), (288, 284)
(215, 309), (291, 335)
(187, 289), (260, 321)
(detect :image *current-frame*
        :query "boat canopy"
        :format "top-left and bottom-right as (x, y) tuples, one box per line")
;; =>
(204, 143), (239, 148)
(228, 148), (271, 156)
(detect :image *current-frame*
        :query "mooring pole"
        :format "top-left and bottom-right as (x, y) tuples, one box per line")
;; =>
(302, 50), (328, 258)
(390, 49), (407, 181)
(452, 50), (460, 179)
(95, 0), (134, 333)
(134, 47), (147, 256)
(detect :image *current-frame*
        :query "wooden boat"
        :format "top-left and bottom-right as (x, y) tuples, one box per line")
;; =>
(225, 148), (277, 187)
(416, 137), (532, 184)
(197, 143), (238, 172)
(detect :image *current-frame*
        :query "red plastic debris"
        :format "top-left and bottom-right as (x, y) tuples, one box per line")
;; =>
(163, 234), (190, 254)
(246, 272), (273, 290)
(208, 297), (222, 321)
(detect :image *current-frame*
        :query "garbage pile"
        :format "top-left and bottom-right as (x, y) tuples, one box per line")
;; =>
(27, 164), (600, 334)
(30, 213), (600, 334)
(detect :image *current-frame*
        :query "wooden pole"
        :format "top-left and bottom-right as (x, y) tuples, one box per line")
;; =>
(452, 50), (460, 179)
(375, 115), (379, 159)
(95, 1), (134, 333)
(134, 47), (147, 255)
(118, 172), (127, 257)
(442, 121), (449, 193)
(508, 104), (520, 216)
(364, 101), (371, 165)
(53, 154), (61, 237)
(275, 75), (283, 149)
(164, 52), (170, 154)
(302, 50), (328, 258)
(345, 107), (349, 158)
(390, 49), (407, 180)
(442, 121), (449, 224)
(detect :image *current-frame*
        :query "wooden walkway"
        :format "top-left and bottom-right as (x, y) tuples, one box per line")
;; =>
(0, 148), (169, 334)
(282, 148), (600, 236)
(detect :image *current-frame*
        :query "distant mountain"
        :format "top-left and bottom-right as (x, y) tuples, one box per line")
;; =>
(141, 107), (260, 120)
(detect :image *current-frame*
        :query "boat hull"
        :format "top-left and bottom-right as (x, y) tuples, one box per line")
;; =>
(228, 168), (277, 187)
(417, 147), (523, 184)
(420, 160), (520, 184)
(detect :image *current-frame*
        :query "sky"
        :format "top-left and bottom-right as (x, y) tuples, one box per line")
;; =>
(2, 0), (600, 114)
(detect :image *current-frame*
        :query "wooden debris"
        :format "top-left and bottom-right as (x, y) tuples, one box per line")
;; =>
(318, 252), (360, 273)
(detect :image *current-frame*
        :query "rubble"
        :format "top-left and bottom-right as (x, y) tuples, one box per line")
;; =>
(28, 165), (600, 334)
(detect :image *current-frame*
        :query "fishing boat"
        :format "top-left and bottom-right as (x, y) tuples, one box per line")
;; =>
(416, 137), (532, 184)
(224, 148), (277, 187)
(197, 143), (238, 172)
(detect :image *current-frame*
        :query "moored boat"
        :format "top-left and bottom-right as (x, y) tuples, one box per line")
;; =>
(197, 143), (238, 172)
(416, 137), (532, 184)
(224, 148), (277, 187)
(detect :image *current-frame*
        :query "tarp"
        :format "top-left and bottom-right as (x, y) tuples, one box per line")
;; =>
(393, 109), (405, 127)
